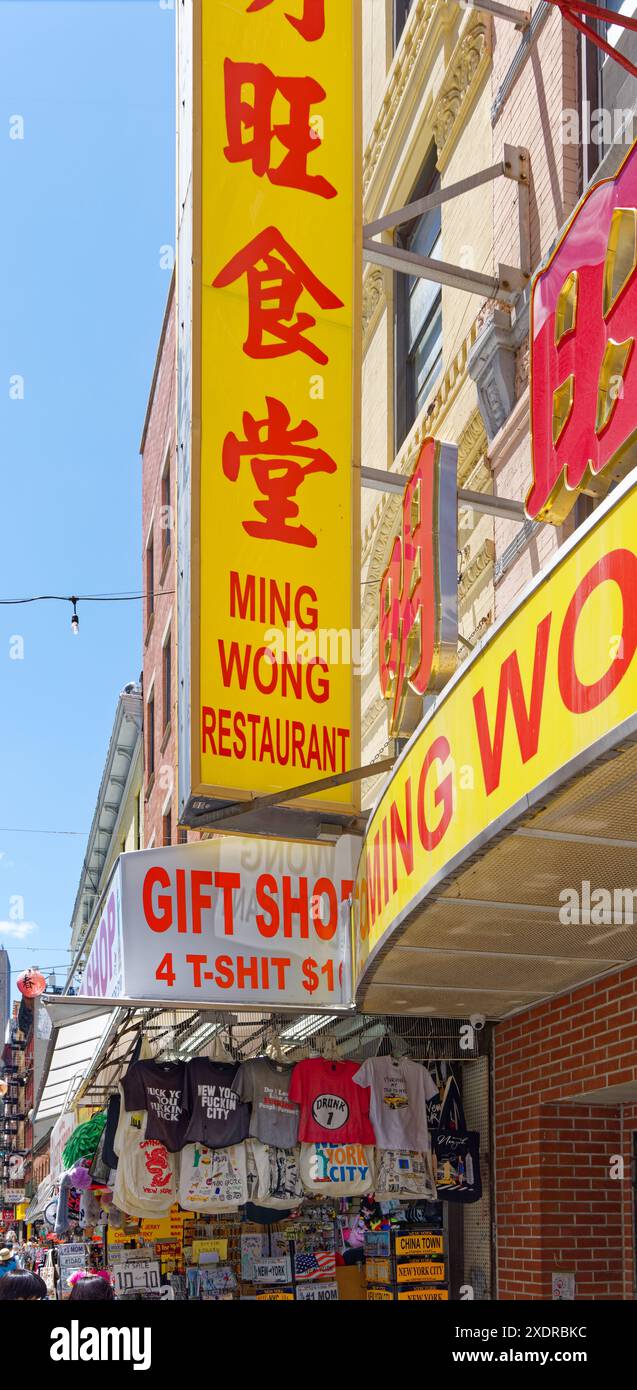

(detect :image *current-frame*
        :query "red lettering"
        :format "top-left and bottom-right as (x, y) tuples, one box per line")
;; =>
(215, 871), (240, 935)
(367, 833), (382, 925)
(186, 954), (207, 988)
(558, 549), (637, 712)
(214, 956), (235, 990)
(282, 876), (309, 937)
(311, 877), (338, 941)
(472, 614), (552, 796)
(218, 640), (252, 690)
(143, 867), (172, 932)
(237, 955), (260, 989)
(176, 868), (187, 933)
(191, 871), (213, 934)
(390, 779), (414, 892)
(202, 707), (216, 754)
(256, 874), (280, 937)
(417, 736), (453, 851)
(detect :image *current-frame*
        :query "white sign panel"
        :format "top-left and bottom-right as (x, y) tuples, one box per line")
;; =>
(109, 1251), (161, 1298)
(79, 862), (124, 999)
(50, 1112), (77, 1182)
(2, 1187), (25, 1204)
(88, 837), (358, 1010)
(296, 1282), (339, 1302)
(57, 1243), (88, 1295)
(253, 1256), (292, 1285)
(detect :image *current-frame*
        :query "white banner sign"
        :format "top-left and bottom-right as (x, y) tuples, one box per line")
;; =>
(49, 1111), (77, 1182)
(79, 863), (124, 998)
(253, 1256), (292, 1285)
(78, 837), (357, 1010)
(2, 1187), (25, 1204)
(296, 1282), (339, 1302)
(109, 1251), (161, 1298)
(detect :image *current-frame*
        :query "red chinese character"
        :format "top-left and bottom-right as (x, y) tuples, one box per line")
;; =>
(379, 439), (457, 737)
(527, 137), (637, 524)
(246, 0), (325, 42)
(222, 395), (336, 547)
(224, 60), (336, 200)
(213, 227), (343, 365)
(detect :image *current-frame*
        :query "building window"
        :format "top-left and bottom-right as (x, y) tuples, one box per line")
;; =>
(161, 453), (172, 562)
(146, 533), (154, 629)
(584, 1), (637, 176)
(162, 631), (171, 733)
(147, 691), (155, 782)
(163, 808), (172, 847)
(394, 0), (415, 48)
(394, 158), (443, 451)
(178, 825), (188, 845)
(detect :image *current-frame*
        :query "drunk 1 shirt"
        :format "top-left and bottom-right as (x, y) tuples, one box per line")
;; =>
(121, 1060), (188, 1152)
(182, 1060), (250, 1148)
(234, 1058), (299, 1148)
(352, 1056), (439, 1150)
(289, 1059), (374, 1144)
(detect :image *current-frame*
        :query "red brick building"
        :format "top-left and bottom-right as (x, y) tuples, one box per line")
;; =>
(140, 273), (182, 851)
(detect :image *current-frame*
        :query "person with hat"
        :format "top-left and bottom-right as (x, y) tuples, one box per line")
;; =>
(0, 1248), (19, 1278)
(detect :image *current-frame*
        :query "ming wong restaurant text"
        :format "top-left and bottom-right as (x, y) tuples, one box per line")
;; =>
(79, 836), (358, 1009)
(353, 472), (637, 985)
(188, 0), (360, 812)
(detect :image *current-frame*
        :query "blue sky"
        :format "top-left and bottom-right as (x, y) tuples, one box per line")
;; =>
(0, 1), (175, 998)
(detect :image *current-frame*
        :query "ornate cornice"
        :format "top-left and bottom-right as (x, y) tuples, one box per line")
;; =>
(362, 266), (387, 349)
(457, 407), (488, 488)
(431, 19), (492, 170)
(458, 537), (495, 602)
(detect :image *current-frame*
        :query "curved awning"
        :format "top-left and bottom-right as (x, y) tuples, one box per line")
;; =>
(353, 469), (637, 1019)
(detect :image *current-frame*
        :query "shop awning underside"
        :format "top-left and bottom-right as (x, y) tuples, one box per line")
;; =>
(357, 733), (637, 1020)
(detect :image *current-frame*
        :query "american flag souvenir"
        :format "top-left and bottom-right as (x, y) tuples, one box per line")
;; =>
(294, 1251), (336, 1281)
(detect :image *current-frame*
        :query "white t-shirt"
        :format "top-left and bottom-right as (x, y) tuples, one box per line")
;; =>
(112, 1092), (177, 1217)
(178, 1142), (248, 1212)
(352, 1057), (438, 1150)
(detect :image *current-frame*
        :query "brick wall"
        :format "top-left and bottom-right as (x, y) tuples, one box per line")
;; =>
(141, 277), (179, 850)
(495, 965), (637, 1298)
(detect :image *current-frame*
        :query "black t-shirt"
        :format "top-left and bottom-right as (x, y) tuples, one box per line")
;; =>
(121, 1060), (188, 1152)
(183, 1059), (250, 1148)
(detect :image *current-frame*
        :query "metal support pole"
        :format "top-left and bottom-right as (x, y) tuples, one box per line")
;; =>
(361, 466), (527, 521)
(189, 758), (396, 828)
(467, 0), (531, 27)
(362, 240), (528, 301)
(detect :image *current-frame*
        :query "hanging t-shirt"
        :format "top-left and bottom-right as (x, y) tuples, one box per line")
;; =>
(112, 1097), (177, 1218)
(288, 1059), (374, 1144)
(178, 1142), (248, 1212)
(234, 1059), (300, 1148)
(246, 1138), (304, 1208)
(121, 1060), (188, 1152)
(352, 1056), (438, 1150)
(182, 1060), (250, 1148)
(299, 1141), (374, 1196)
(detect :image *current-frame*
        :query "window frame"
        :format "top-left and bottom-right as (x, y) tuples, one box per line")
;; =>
(394, 151), (443, 454)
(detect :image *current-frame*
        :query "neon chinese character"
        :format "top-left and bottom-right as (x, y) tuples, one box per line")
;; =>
(222, 395), (336, 548)
(213, 227), (343, 365)
(246, 0), (325, 43)
(224, 60), (336, 200)
(526, 137), (637, 524)
(379, 439), (458, 737)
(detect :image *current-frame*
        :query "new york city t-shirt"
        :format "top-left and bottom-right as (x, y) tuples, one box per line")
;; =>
(234, 1058), (300, 1148)
(352, 1056), (439, 1150)
(182, 1060), (250, 1148)
(289, 1059), (374, 1144)
(121, 1060), (188, 1152)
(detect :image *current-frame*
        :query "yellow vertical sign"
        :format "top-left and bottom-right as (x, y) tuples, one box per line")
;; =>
(191, 0), (360, 813)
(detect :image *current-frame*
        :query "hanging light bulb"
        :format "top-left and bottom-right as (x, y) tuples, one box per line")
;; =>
(70, 597), (79, 635)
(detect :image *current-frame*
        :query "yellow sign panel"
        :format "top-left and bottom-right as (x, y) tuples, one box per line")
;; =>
(353, 474), (637, 983)
(396, 1260), (445, 1284)
(191, 0), (361, 813)
(192, 1239), (228, 1263)
(366, 1258), (392, 1283)
(395, 1232), (444, 1258)
(397, 1287), (449, 1301)
(367, 1287), (394, 1301)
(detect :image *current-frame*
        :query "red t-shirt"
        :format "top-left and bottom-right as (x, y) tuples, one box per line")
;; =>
(289, 1059), (374, 1144)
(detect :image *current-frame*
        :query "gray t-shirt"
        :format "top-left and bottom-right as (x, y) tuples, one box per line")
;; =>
(352, 1056), (438, 1151)
(234, 1059), (300, 1148)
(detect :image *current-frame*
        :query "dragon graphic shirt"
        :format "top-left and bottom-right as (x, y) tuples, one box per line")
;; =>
(352, 1057), (438, 1150)
(112, 1098), (177, 1218)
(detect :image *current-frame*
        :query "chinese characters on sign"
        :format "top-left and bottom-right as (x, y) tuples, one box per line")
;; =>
(189, 0), (359, 814)
(379, 439), (458, 739)
(527, 137), (637, 524)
